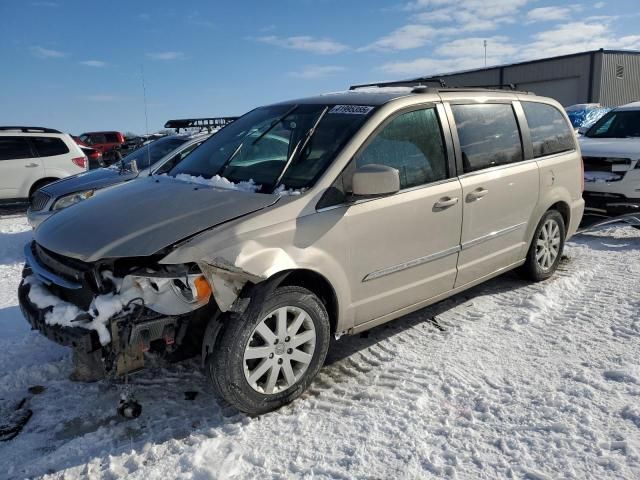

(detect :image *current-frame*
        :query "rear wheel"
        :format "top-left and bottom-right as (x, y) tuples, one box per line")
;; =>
(206, 285), (330, 415)
(521, 210), (566, 281)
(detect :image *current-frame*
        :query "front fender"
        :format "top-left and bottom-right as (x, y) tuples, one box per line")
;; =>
(161, 209), (354, 332)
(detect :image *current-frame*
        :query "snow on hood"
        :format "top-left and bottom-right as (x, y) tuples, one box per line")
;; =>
(579, 136), (640, 159)
(25, 274), (138, 345)
(173, 173), (259, 192)
(173, 174), (305, 196)
(274, 184), (306, 196)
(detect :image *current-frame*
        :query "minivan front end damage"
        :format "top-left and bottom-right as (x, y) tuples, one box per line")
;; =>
(19, 240), (226, 380)
(196, 258), (265, 312)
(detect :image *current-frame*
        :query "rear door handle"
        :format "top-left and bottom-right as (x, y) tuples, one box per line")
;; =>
(25, 163), (39, 168)
(467, 188), (489, 201)
(434, 197), (459, 209)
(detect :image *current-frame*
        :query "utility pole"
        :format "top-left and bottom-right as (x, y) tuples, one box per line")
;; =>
(484, 40), (487, 67)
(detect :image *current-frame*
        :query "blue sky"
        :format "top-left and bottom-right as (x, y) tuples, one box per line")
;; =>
(1, 0), (638, 134)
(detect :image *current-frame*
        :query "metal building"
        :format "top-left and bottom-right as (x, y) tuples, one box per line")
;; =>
(354, 49), (640, 107)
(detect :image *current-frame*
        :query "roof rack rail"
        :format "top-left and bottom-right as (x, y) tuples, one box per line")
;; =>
(460, 83), (517, 90)
(164, 117), (239, 132)
(350, 79), (534, 95)
(349, 78), (447, 90)
(0, 126), (62, 133)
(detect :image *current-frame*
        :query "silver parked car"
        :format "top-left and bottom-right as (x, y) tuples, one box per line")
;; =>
(19, 86), (584, 414)
(27, 133), (210, 228)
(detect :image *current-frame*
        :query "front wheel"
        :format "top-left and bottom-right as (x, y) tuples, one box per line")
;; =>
(521, 210), (566, 281)
(206, 285), (330, 415)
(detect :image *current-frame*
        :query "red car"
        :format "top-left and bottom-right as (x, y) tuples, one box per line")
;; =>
(78, 131), (125, 153)
(72, 136), (105, 169)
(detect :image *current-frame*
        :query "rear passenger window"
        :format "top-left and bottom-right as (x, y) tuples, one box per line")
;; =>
(451, 104), (523, 173)
(31, 137), (69, 157)
(355, 108), (448, 189)
(0, 137), (32, 160)
(105, 133), (120, 143)
(522, 102), (575, 157)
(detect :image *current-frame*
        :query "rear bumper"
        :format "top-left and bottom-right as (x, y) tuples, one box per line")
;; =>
(566, 198), (585, 240)
(18, 279), (100, 352)
(583, 191), (640, 216)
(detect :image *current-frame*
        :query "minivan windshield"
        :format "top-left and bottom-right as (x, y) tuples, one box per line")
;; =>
(168, 103), (374, 193)
(119, 136), (190, 170)
(585, 109), (640, 138)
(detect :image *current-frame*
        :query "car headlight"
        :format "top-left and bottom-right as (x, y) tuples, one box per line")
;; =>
(124, 273), (212, 315)
(52, 190), (95, 211)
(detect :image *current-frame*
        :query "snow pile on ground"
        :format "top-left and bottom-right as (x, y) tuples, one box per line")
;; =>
(174, 173), (259, 192)
(0, 215), (639, 479)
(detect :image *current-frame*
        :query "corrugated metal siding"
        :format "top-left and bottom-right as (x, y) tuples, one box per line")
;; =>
(439, 68), (501, 87)
(599, 53), (640, 106)
(504, 54), (593, 106)
(434, 54), (594, 105)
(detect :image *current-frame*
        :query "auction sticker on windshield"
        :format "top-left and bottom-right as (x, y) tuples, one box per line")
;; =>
(329, 105), (374, 115)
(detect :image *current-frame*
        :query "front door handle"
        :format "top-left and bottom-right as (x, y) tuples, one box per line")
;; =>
(467, 188), (489, 202)
(25, 163), (39, 168)
(434, 196), (459, 209)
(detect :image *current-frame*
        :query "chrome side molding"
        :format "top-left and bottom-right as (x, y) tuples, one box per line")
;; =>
(363, 245), (461, 282)
(461, 222), (527, 250)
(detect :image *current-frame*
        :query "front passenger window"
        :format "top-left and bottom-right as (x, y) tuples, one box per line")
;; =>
(354, 108), (448, 189)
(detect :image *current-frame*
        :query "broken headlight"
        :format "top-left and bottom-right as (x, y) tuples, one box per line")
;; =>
(124, 273), (212, 316)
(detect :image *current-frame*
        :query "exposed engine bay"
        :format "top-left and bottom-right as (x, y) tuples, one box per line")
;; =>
(20, 241), (224, 379)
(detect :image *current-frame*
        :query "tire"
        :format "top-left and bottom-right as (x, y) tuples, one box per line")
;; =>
(206, 285), (330, 415)
(521, 210), (566, 282)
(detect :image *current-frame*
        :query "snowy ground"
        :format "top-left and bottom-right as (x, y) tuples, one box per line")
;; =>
(0, 214), (639, 480)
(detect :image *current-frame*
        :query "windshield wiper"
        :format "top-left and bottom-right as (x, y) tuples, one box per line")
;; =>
(251, 104), (299, 146)
(216, 105), (300, 180)
(273, 106), (329, 190)
(215, 141), (246, 178)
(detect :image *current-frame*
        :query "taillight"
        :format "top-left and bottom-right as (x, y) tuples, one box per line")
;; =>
(72, 156), (87, 169)
(580, 157), (585, 192)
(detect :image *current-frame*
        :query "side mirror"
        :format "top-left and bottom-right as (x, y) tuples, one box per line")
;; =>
(351, 164), (400, 197)
(577, 126), (588, 136)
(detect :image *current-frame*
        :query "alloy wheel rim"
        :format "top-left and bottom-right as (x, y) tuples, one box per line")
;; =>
(535, 219), (561, 271)
(243, 306), (316, 395)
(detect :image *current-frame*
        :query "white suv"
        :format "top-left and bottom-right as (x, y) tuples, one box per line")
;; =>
(0, 127), (87, 205)
(579, 102), (640, 216)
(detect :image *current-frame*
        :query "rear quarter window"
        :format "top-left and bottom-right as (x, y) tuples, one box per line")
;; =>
(451, 103), (523, 173)
(31, 137), (70, 157)
(522, 102), (575, 157)
(0, 137), (32, 160)
(105, 133), (120, 143)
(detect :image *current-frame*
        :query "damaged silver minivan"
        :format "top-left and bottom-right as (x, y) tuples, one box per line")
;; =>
(20, 86), (584, 414)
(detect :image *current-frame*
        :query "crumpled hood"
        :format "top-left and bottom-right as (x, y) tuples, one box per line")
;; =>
(41, 168), (138, 198)
(579, 136), (640, 160)
(35, 176), (278, 262)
